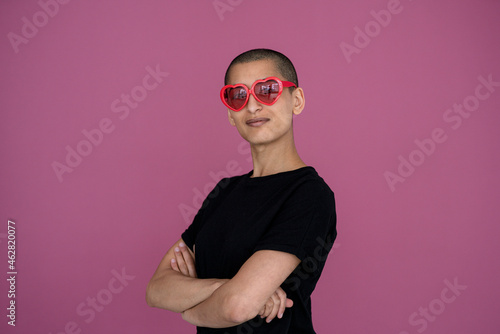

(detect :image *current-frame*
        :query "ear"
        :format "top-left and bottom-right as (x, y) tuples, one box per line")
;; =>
(227, 109), (236, 126)
(292, 87), (305, 115)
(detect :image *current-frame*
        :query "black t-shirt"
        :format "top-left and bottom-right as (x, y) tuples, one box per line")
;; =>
(182, 166), (337, 333)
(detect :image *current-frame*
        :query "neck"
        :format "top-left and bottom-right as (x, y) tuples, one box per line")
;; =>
(250, 134), (306, 178)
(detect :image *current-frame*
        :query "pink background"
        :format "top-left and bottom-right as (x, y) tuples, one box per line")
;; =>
(1, 0), (499, 333)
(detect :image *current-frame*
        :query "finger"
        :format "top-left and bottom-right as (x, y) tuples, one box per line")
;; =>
(266, 293), (281, 323)
(285, 298), (294, 308)
(266, 293), (281, 322)
(258, 299), (270, 317)
(170, 258), (180, 272)
(277, 289), (287, 319)
(270, 288), (288, 319)
(174, 247), (190, 276)
(259, 305), (266, 318)
(261, 299), (273, 318)
(179, 242), (197, 278)
(258, 307), (264, 317)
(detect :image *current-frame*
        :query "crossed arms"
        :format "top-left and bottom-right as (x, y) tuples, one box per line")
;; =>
(146, 238), (301, 328)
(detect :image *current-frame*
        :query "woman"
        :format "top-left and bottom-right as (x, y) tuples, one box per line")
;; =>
(147, 48), (337, 333)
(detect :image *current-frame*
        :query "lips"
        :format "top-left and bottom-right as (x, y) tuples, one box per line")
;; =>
(246, 117), (270, 127)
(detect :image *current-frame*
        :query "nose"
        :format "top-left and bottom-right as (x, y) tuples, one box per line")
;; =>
(245, 92), (262, 113)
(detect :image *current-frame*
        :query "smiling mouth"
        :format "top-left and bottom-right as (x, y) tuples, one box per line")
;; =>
(246, 118), (270, 127)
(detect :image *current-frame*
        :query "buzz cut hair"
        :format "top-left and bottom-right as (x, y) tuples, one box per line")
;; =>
(224, 48), (299, 87)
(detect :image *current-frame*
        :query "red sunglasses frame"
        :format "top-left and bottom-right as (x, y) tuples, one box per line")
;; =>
(220, 76), (297, 112)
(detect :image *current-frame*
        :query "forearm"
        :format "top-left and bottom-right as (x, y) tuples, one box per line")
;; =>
(182, 250), (301, 328)
(146, 268), (226, 313)
(182, 281), (259, 328)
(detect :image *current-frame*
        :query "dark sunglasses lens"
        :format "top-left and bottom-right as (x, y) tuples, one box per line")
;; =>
(225, 87), (247, 110)
(254, 80), (280, 104)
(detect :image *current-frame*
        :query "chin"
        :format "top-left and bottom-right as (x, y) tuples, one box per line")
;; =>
(247, 135), (279, 147)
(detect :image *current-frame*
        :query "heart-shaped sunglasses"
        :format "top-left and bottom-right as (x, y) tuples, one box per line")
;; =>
(220, 77), (297, 112)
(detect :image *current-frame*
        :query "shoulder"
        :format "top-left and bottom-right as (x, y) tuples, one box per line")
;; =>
(210, 170), (252, 194)
(290, 167), (335, 204)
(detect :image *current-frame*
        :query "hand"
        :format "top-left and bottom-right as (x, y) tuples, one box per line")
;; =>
(258, 287), (293, 323)
(170, 242), (197, 278)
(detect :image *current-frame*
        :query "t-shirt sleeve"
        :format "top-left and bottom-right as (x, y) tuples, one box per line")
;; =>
(253, 180), (337, 261)
(181, 178), (229, 252)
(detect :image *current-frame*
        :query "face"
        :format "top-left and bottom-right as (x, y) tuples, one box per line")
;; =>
(225, 60), (305, 147)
